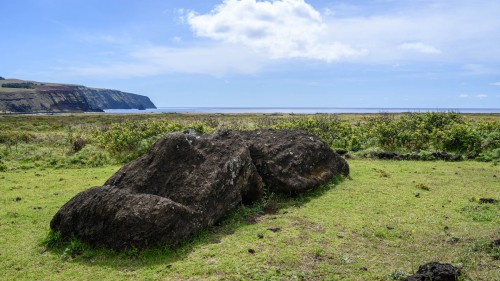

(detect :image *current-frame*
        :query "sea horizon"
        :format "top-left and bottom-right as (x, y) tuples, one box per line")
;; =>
(104, 107), (500, 114)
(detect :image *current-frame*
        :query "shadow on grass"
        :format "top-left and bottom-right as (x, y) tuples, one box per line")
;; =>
(41, 175), (348, 269)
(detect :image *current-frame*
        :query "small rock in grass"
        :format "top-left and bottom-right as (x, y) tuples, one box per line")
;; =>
(257, 233), (264, 239)
(479, 198), (498, 204)
(248, 248), (255, 254)
(359, 266), (368, 271)
(15, 197), (22, 202)
(401, 262), (462, 281)
(337, 232), (345, 238)
(492, 239), (500, 248)
(267, 227), (282, 233)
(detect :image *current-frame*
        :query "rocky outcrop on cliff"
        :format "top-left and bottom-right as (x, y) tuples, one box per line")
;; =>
(81, 87), (155, 110)
(0, 78), (156, 113)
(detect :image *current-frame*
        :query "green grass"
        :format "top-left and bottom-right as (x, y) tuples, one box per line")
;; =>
(1, 160), (499, 280)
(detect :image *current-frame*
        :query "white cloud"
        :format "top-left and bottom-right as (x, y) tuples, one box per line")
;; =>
(476, 94), (488, 99)
(459, 94), (469, 98)
(186, 0), (365, 62)
(321, 1), (500, 64)
(491, 82), (500, 86)
(55, 0), (500, 78)
(398, 42), (441, 54)
(182, 0), (500, 66)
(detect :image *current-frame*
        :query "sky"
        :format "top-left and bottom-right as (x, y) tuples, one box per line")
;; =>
(1, 0), (500, 108)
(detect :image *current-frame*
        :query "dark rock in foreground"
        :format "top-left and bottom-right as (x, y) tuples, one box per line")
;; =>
(51, 129), (349, 249)
(402, 262), (462, 281)
(52, 131), (262, 249)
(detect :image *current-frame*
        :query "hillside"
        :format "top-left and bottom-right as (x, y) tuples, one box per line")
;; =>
(0, 78), (156, 113)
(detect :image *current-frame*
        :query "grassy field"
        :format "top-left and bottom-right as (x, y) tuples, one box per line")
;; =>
(1, 159), (499, 280)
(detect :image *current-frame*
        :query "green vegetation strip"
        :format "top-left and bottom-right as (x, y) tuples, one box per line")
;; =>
(1, 160), (499, 280)
(1, 113), (499, 169)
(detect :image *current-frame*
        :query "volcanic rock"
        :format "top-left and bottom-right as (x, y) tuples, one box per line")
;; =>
(224, 130), (349, 193)
(52, 131), (262, 249)
(51, 129), (349, 249)
(479, 198), (498, 204)
(402, 262), (462, 281)
(50, 186), (197, 249)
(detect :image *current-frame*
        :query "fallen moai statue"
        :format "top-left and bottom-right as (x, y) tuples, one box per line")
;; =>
(51, 129), (349, 249)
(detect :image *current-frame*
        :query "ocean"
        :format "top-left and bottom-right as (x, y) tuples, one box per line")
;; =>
(103, 107), (500, 114)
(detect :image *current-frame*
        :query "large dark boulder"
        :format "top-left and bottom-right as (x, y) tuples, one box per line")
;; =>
(52, 131), (263, 249)
(226, 130), (349, 193)
(402, 262), (462, 281)
(51, 129), (349, 249)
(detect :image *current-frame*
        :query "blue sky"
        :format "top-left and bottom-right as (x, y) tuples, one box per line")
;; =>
(1, 0), (500, 108)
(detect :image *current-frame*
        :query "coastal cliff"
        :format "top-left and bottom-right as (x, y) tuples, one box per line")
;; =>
(0, 78), (156, 113)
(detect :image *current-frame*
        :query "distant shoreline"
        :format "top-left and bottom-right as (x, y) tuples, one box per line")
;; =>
(103, 107), (500, 114)
(2, 107), (499, 115)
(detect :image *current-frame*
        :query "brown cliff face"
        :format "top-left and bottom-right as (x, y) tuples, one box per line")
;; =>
(0, 79), (156, 113)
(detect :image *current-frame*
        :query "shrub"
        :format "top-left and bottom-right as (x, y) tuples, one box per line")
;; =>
(66, 145), (112, 167)
(85, 120), (187, 162)
(0, 130), (34, 144)
(0, 160), (7, 172)
(477, 148), (500, 163)
(440, 123), (481, 153)
(1, 82), (35, 89)
(273, 115), (353, 149)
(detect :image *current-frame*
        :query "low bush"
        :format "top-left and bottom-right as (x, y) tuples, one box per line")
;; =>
(0, 160), (7, 172)
(66, 145), (112, 167)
